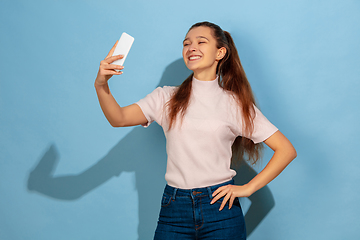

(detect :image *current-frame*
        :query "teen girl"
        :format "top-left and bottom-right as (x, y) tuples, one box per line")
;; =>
(94, 21), (297, 239)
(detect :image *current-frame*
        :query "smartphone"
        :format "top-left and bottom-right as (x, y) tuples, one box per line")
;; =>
(112, 32), (134, 68)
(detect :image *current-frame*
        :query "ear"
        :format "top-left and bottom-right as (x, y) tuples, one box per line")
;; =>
(216, 47), (227, 61)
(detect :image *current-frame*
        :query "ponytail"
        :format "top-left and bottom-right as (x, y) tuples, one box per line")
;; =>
(220, 31), (264, 165)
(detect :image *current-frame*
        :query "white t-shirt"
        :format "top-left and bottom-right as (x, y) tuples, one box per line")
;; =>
(136, 76), (278, 189)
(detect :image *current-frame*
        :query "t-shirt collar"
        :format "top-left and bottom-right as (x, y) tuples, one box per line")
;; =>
(192, 75), (221, 95)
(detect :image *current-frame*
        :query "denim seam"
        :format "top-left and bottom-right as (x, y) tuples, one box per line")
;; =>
(207, 186), (213, 200)
(172, 188), (178, 200)
(195, 196), (204, 231)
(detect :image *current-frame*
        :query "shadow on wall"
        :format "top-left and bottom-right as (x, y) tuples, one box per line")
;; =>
(27, 59), (274, 239)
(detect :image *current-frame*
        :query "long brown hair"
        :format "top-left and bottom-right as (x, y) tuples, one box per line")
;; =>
(167, 21), (263, 165)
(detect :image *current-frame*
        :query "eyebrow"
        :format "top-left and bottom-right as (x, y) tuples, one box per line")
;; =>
(183, 36), (209, 43)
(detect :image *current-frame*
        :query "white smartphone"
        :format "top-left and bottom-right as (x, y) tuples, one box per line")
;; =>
(112, 32), (134, 69)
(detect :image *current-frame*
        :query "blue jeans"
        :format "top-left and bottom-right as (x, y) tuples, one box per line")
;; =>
(154, 180), (246, 240)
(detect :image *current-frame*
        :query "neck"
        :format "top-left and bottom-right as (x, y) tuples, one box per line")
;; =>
(193, 72), (217, 81)
(192, 75), (221, 95)
(193, 68), (217, 81)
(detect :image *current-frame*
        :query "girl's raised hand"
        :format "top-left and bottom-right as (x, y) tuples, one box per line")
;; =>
(95, 41), (124, 86)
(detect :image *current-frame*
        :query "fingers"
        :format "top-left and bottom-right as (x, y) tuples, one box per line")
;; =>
(211, 185), (229, 210)
(211, 186), (224, 204)
(210, 185), (237, 211)
(97, 61), (124, 84)
(212, 184), (231, 199)
(100, 69), (123, 76)
(99, 63), (123, 72)
(104, 54), (124, 63)
(229, 195), (236, 209)
(102, 63), (124, 71)
(106, 40), (119, 58)
(95, 42), (125, 86)
(98, 67), (124, 77)
(212, 185), (226, 197)
(99, 57), (124, 72)
(219, 193), (231, 211)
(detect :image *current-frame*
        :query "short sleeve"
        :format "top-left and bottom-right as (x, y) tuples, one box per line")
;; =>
(251, 106), (278, 143)
(135, 86), (175, 127)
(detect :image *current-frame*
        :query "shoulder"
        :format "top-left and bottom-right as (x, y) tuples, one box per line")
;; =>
(141, 86), (178, 103)
(153, 85), (178, 99)
(161, 85), (178, 94)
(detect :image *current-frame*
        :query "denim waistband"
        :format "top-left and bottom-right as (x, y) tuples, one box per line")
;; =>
(164, 179), (234, 200)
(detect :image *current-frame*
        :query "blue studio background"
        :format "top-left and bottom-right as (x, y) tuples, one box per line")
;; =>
(1, 0), (359, 239)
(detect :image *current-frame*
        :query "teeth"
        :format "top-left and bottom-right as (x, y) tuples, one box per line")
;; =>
(189, 56), (201, 60)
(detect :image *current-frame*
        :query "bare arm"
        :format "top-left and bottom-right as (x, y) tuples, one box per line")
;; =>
(211, 130), (297, 210)
(95, 41), (148, 127)
(246, 131), (297, 191)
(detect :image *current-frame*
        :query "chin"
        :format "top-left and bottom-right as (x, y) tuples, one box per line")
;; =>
(185, 62), (200, 71)
(186, 66), (196, 71)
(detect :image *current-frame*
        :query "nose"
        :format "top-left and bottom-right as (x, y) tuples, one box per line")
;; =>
(187, 48), (197, 55)
(188, 43), (197, 52)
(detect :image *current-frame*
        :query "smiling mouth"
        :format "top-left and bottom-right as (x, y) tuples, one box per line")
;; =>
(189, 55), (201, 61)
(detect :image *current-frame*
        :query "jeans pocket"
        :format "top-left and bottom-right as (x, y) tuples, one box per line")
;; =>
(212, 196), (241, 209)
(233, 197), (241, 207)
(161, 192), (172, 207)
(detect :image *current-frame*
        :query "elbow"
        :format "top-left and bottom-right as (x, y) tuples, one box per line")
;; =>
(290, 146), (297, 160)
(110, 122), (121, 128)
(109, 121), (125, 128)
(279, 144), (297, 162)
(292, 149), (297, 160)
(108, 118), (126, 128)
(284, 137), (297, 161)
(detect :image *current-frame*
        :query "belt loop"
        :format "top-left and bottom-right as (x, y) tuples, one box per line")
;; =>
(172, 188), (178, 200)
(207, 187), (213, 200)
